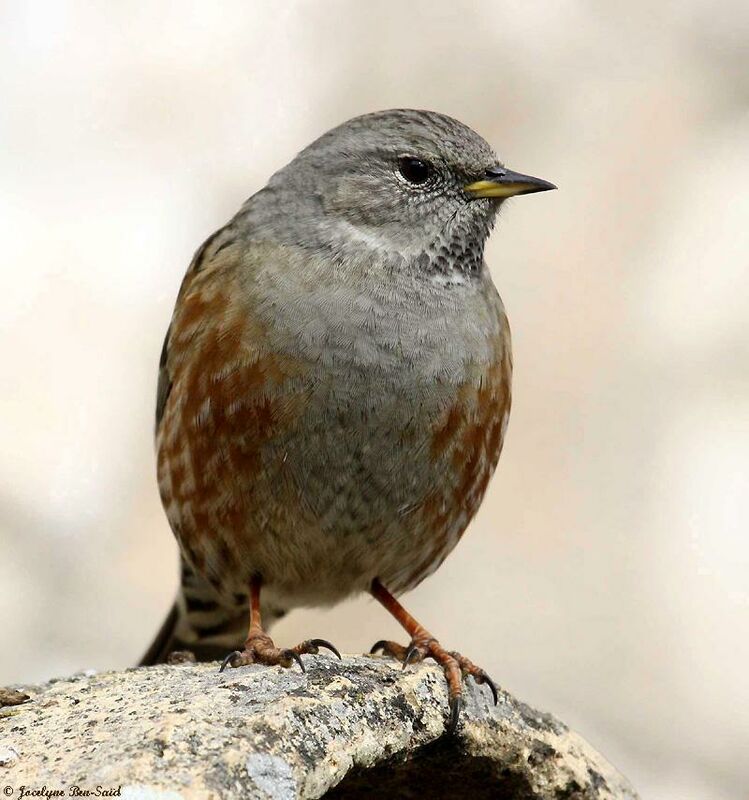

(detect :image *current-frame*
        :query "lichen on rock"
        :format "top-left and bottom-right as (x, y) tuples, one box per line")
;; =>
(0, 657), (638, 799)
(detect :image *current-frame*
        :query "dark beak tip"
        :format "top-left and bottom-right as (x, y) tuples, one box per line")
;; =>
(484, 167), (557, 195)
(515, 179), (556, 197)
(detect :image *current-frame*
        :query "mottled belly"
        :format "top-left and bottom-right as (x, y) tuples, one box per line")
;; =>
(157, 277), (511, 607)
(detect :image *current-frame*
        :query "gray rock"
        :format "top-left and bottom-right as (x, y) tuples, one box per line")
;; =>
(0, 657), (638, 799)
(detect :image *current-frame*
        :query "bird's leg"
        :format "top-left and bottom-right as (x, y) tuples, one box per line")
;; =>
(369, 578), (498, 732)
(219, 576), (340, 673)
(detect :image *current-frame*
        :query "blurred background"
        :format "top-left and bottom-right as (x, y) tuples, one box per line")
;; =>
(1, 2), (747, 797)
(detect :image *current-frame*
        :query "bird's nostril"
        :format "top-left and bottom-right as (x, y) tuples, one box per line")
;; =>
(484, 166), (507, 179)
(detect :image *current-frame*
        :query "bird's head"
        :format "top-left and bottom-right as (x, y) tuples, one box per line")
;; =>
(253, 109), (555, 276)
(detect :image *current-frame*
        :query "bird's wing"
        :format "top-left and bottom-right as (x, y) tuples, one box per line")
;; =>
(144, 230), (308, 664)
(155, 223), (240, 434)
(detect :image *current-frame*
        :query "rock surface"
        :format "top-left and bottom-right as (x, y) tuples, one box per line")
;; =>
(0, 657), (638, 799)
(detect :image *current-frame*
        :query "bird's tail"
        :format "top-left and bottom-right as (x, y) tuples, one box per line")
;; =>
(139, 558), (248, 665)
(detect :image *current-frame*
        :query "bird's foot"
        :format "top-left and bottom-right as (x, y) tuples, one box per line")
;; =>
(220, 631), (340, 673)
(370, 635), (498, 733)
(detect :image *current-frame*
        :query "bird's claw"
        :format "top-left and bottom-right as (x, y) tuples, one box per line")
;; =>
(299, 638), (342, 659)
(369, 636), (498, 732)
(219, 633), (340, 674)
(219, 650), (243, 673)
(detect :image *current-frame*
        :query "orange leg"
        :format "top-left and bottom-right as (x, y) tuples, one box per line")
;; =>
(369, 578), (498, 733)
(220, 576), (340, 673)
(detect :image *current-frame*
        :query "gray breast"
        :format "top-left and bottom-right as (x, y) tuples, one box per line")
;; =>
(245, 243), (505, 537)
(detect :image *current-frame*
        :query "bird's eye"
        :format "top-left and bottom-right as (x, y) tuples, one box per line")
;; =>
(398, 156), (434, 185)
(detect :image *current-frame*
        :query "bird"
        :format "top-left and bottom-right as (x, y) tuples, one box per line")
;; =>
(141, 109), (555, 731)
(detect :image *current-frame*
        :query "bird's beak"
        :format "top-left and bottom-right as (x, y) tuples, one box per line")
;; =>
(464, 167), (557, 199)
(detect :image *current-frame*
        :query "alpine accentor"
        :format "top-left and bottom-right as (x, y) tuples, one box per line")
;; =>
(142, 109), (555, 731)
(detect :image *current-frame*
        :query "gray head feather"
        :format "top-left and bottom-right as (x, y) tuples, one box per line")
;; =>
(240, 109), (506, 277)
